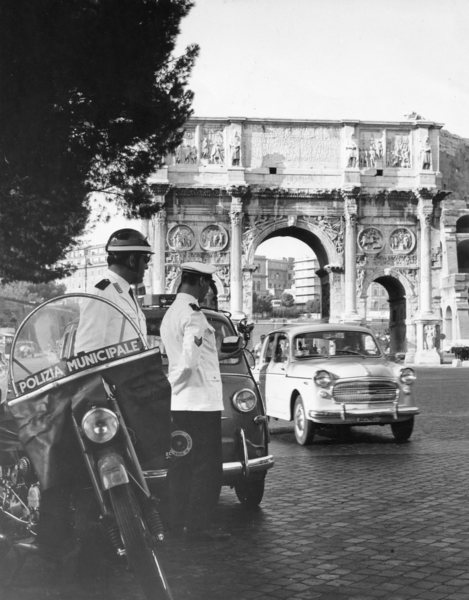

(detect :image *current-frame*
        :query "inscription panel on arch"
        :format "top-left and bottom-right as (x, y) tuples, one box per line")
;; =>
(246, 124), (341, 169)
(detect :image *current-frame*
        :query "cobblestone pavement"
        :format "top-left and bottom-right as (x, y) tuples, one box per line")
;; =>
(2, 366), (469, 600)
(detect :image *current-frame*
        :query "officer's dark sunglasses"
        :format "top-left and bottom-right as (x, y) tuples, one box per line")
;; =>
(140, 254), (151, 264)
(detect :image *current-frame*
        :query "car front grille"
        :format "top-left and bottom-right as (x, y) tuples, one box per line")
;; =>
(333, 379), (398, 403)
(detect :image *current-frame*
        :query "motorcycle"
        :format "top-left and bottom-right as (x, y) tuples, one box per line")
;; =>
(1, 293), (174, 600)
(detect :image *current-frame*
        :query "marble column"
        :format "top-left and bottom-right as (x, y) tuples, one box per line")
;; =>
(413, 196), (439, 365)
(229, 194), (244, 314)
(418, 200), (433, 317)
(151, 207), (167, 294)
(343, 195), (359, 321)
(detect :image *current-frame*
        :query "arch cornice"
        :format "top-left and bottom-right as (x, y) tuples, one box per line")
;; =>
(251, 187), (343, 200)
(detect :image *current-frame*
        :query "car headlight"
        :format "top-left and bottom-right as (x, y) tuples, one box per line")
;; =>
(400, 368), (416, 385)
(232, 388), (257, 412)
(82, 407), (119, 443)
(314, 370), (333, 388)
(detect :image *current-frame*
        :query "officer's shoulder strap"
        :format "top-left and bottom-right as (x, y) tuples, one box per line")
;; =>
(189, 303), (201, 312)
(95, 279), (111, 291)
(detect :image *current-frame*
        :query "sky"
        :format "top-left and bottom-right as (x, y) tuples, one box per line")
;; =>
(87, 0), (469, 258)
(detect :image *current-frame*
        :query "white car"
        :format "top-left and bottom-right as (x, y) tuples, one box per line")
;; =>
(255, 323), (418, 445)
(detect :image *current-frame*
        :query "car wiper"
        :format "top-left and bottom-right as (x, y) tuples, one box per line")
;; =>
(295, 354), (323, 359)
(335, 350), (364, 356)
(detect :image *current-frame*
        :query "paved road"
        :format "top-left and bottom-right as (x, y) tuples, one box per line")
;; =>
(2, 366), (469, 600)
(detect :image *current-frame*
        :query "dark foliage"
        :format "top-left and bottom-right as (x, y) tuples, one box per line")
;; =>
(0, 0), (198, 281)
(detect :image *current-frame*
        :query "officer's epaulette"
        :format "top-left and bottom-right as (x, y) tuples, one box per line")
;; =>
(95, 279), (111, 291)
(189, 303), (201, 311)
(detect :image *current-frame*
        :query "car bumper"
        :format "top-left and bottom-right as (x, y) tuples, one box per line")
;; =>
(144, 454), (275, 484)
(308, 402), (419, 425)
(222, 454), (275, 480)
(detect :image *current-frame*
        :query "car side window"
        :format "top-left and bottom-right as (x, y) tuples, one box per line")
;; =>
(264, 334), (276, 363)
(274, 335), (289, 363)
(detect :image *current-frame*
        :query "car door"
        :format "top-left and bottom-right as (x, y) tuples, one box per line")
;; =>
(265, 333), (291, 419)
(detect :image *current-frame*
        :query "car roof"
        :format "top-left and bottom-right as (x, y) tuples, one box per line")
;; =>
(267, 323), (376, 336)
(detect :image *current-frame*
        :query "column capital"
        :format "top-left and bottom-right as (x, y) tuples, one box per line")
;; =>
(341, 188), (359, 226)
(226, 184), (248, 199)
(230, 205), (243, 226)
(150, 183), (172, 198)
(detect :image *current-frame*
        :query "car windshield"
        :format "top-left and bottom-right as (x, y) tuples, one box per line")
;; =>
(293, 330), (381, 358)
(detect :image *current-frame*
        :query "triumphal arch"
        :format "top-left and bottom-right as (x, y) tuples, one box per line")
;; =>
(141, 116), (446, 364)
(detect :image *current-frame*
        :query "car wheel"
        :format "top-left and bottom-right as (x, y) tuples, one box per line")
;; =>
(234, 477), (265, 508)
(293, 395), (315, 445)
(391, 417), (414, 442)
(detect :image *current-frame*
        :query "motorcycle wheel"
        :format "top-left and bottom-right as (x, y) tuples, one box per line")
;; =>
(109, 483), (173, 600)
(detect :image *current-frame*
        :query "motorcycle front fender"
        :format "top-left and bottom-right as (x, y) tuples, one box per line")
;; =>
(97, 451), (129, 490)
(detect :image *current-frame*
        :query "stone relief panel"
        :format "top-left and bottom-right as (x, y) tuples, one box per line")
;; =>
(431, 246), (442, 267)
(386, 131), (411, 168)
(200, 224), (229, 252)
(174, 128), (198, 165)
(200, 127), (225, 165)
(241, 215), (286, 259)
(167, 224), (196, 251)
(246, 124), (341, 169)
(301, 216), (345, 255)
(358, 227), (384, 254)
(389, 227), (416, 254)
(358, 130), (384, 168)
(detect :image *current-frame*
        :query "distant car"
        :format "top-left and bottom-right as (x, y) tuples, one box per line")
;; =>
(254, 323), (418, 445)
(143, 302), (274, 507)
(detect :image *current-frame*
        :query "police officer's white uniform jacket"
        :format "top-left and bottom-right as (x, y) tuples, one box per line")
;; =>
(160, 293), (223, 412)
(75, 269), (147, 352)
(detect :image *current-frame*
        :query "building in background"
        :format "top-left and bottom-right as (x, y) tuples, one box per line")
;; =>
(62, 244), (107, 292)
(253, 255), (268, 295)
(293, 256), (320, 307)
(267, 257), (294, 298)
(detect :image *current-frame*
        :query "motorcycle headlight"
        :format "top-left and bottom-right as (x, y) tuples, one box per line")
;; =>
(232, 388), (257, 412)
(314, 370), (333, 388)
(82, 407), (119, 444)
(400, 368), (416, 385)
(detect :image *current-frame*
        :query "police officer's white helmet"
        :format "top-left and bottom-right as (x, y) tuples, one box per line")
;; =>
(105, 229), (154, 254)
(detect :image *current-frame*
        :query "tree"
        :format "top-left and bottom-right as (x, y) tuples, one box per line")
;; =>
(0, 0), (198, 282)
(253, 292), (273, 316)
(305, 298), (321, 313)
(0, 281), (66, 304)
(281, 292), (295, 308)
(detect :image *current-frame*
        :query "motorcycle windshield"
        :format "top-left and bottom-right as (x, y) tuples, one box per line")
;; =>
(9, 294), (147, 399)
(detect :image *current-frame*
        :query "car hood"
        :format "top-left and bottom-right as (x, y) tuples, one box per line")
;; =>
(287, 356), (398, 379)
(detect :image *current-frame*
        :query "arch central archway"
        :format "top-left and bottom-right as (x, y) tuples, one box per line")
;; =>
(246, 221), (342, 321)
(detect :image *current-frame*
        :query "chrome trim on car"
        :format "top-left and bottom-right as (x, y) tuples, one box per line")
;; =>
(222, 455), (275, 476)
(239, 428), (250, 477)
(143, 468), (169, 480)
(309, 404), (419, 423)
(333, 378), (399, 404)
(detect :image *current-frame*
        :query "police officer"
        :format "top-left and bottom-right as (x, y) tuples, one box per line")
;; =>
(33, 229), (169, 560)
(160, 262), (229, 541)
(75, 228), (151, 351)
